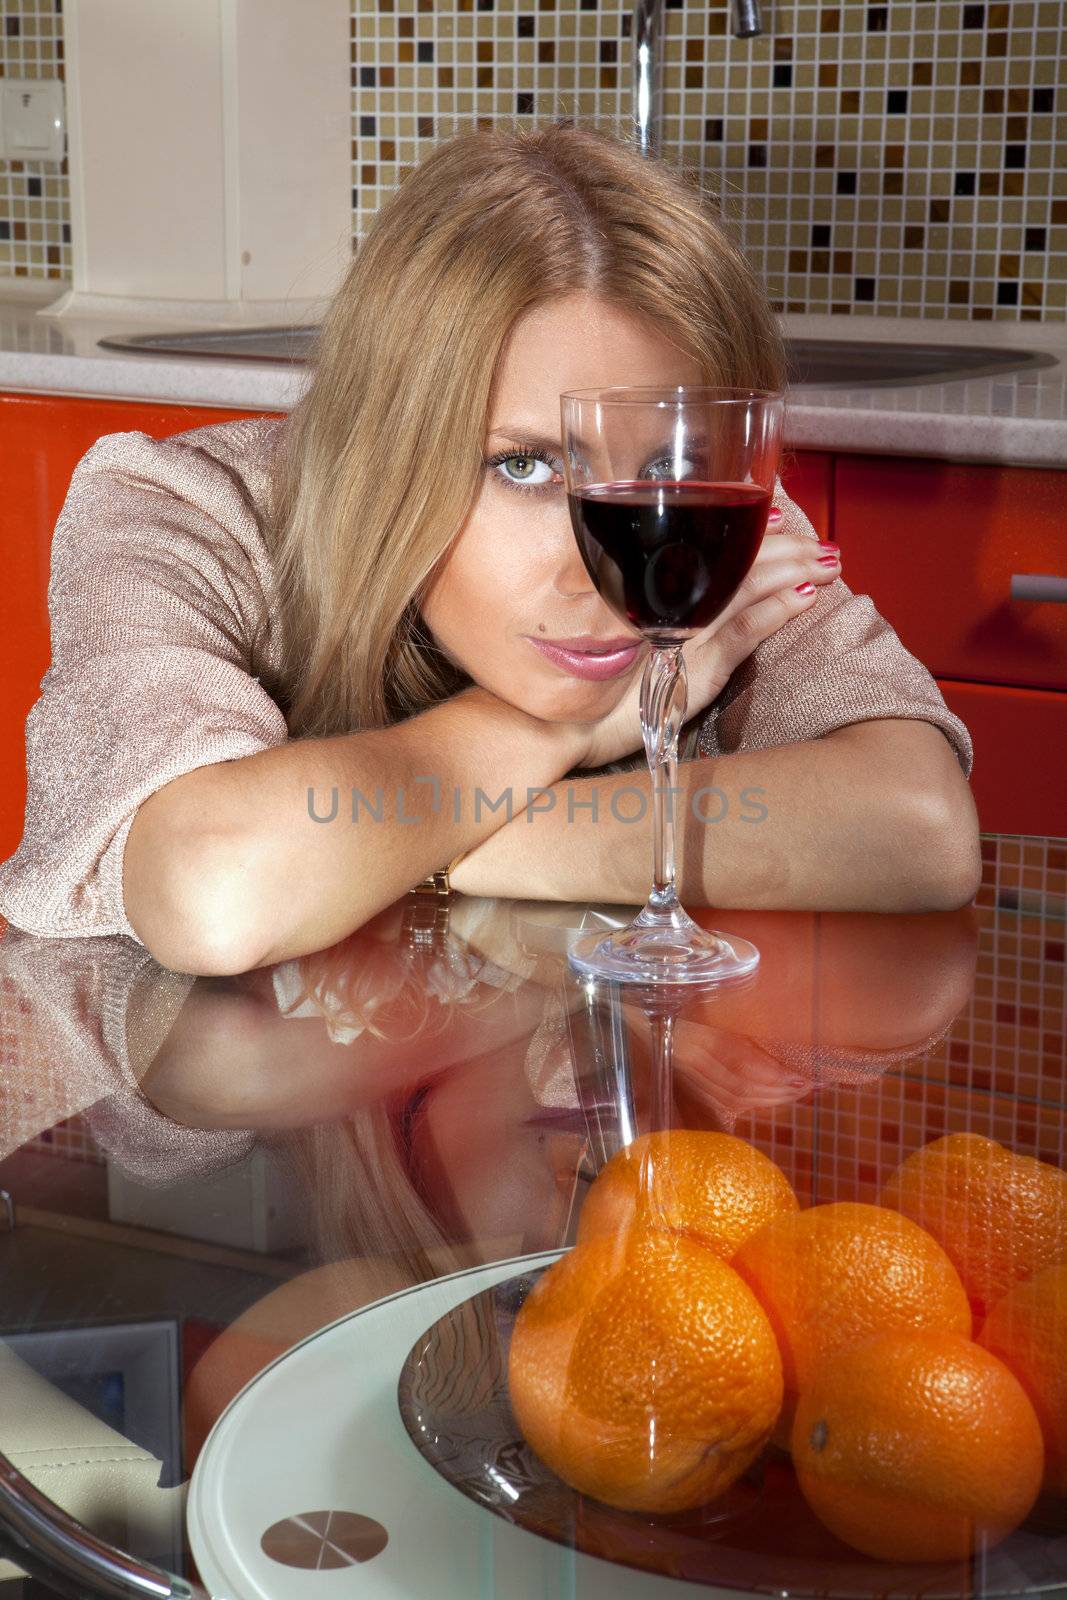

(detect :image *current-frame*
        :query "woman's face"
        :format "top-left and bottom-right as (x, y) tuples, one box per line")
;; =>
(419, 292), (705, 723)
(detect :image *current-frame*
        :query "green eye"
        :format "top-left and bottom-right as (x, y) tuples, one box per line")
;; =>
(486, 446), (560, 493)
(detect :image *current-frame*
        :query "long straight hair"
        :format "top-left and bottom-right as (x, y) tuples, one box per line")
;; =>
(262, 120), (785, 766)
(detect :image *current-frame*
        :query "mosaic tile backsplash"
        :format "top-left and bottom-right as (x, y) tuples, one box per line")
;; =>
(738, 833), (1066, 1206)
(0, 0), (68, 283)
(1, 0), (1064, 321)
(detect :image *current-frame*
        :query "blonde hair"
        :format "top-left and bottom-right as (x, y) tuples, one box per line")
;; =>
(283, 1114), (480, 1283)
(261, 119), (785, 766)
(274, 926), (562, 1282)
(273, 913), (526, 1045)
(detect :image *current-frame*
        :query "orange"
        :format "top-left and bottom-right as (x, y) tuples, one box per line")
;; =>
(792, 1328), (1044, 1563)
(881, 1133), (1067, 1318)
(733, 1200), (972, 1438)
(979, 1262), (1067, 1497)
(507, 1228), (783, 1514)
(576, 1129), (798, 1259)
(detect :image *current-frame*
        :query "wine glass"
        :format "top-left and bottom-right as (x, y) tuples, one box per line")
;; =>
(560, 385), (784, 985)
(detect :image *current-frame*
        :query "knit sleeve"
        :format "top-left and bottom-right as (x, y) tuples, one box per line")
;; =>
(0, 428), (290, 945)
(696, 479), (974, 776)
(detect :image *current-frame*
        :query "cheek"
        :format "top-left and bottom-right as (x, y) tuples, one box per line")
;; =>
(420, 1113), (581, 1247)
(458, 1134), (582, 1247)
(421, 497), (545, 677)
(420, 489), (638, 720)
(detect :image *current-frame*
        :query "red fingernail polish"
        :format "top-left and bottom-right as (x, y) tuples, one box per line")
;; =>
(768, 507), (783, 520)
(817, 541), (839, 553)
(795, 581), (816, 595)
(817, 554), (840, 565)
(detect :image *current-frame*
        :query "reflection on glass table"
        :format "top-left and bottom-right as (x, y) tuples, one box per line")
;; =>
(0, 835), (1063, 1598)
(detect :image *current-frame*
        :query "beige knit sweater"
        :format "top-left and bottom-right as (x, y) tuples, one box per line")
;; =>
(0, 416), (972, 945)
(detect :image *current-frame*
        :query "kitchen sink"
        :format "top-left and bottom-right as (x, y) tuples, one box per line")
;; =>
(785, 338), (1057, 387)
(98, 325), (319, 364)
(96, 327), (1058, 388)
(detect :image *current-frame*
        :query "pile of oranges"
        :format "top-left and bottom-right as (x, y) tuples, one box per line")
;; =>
(507, 1129), (1067, 1565)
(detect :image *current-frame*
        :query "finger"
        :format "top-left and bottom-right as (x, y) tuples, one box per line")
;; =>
(743, 550), (839, 594)
(700, 550), (837, 636)
(677, 535), (839, 662)
(717, 580), (826, 654)
(681, 546), (837, 653)
(751, 532), (835, 565)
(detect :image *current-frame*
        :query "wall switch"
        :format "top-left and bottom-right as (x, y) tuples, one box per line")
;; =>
(0, 78), (66, 162)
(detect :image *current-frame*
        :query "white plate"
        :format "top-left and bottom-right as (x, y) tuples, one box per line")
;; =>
(187, 1250), (718, 1600)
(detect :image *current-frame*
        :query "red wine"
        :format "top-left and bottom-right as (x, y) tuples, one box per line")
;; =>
(568, 480), (771, 637)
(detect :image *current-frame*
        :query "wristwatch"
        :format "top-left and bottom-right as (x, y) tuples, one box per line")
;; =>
(408, 846), (468, 903)
(403, 850), (468, 946)
(407, 867), (453, 904)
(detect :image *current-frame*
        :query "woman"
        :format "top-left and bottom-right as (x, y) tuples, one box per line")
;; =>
(0, 122), (980, 976)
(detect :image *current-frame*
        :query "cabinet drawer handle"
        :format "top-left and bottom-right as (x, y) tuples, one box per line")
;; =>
(1010, 574), (1067, 604)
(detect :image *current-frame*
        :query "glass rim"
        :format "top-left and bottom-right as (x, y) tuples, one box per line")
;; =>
(559, 384), (785, 406)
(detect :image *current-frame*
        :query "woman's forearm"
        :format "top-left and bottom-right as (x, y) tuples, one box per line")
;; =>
(124, 685), (588, 974)
(450, 718), (983, 914)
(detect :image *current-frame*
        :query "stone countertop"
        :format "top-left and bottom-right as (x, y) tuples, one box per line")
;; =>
(781, 311), (1066, 470)
(0, 286), (314, 412)
(0, 285), (1064, 469)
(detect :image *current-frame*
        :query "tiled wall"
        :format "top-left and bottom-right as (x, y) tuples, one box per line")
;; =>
(1, 0), (1064, 320)
(0, 0), (69, 282)
(24, 1113), (105, 1165)
(739, 834), (1066, 1206)
(349, 0), (1065, 323)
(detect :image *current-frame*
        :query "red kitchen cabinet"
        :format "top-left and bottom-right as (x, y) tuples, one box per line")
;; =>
(937, 679), (1067, 838)
(834, 455), (1065, 838)
(834, 456), (1067, 694)
(780, 449), (832, 540)
(0, 393), (275, 860)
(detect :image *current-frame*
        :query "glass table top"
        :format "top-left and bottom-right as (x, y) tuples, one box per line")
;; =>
(0, 832), (1063, 1599)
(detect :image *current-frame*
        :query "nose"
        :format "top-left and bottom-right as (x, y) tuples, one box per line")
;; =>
(551, 507), (598, 600)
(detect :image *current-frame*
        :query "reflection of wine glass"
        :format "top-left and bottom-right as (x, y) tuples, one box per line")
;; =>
(560, 386), (784, 985)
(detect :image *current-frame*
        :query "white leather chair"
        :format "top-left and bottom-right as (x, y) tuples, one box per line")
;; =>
(0, 1342), (185, 1583)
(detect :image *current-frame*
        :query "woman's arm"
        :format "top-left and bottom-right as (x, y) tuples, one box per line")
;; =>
(136, 947), (552, 1128)
(125, 530), (841, 973)
(449, 717), (983, 913)
(125, 683), (590, 975)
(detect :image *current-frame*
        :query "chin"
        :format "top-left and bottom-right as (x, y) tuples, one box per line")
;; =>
(488, 660), (633, 725)
(534, 682), (628, 723)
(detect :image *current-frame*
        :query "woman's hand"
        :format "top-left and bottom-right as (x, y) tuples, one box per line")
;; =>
(627, 1009), (813, 1130)
(572, 527), (840, 771)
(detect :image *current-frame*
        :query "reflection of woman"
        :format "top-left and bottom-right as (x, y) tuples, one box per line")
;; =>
(140, 897), (980, 1232)
(141, 904), (590, 1258)
(0, 122), (979, 976)
(167, 900), (978, 1463)
(0, 925), (250, 1179)
(0, 905), (980, 1475)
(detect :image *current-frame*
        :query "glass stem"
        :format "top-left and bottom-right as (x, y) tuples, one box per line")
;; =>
(640, 644), (688, 912)
(647, 1008), (676, 1134)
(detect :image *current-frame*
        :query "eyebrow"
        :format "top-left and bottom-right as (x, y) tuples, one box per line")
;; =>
(487, 425), (564, 452)
(488, 424), (713, 461)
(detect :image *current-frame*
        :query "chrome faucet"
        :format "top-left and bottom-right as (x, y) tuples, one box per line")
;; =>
(632, 1), (661, 158)
(734, 0), (764, 39)
(633, 0), (764, 158)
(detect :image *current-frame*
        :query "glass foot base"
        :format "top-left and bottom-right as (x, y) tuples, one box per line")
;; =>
(566, 901), (759, 986)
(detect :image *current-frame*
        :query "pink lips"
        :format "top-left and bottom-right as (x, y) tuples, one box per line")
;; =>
(525, 636), (642, 681)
